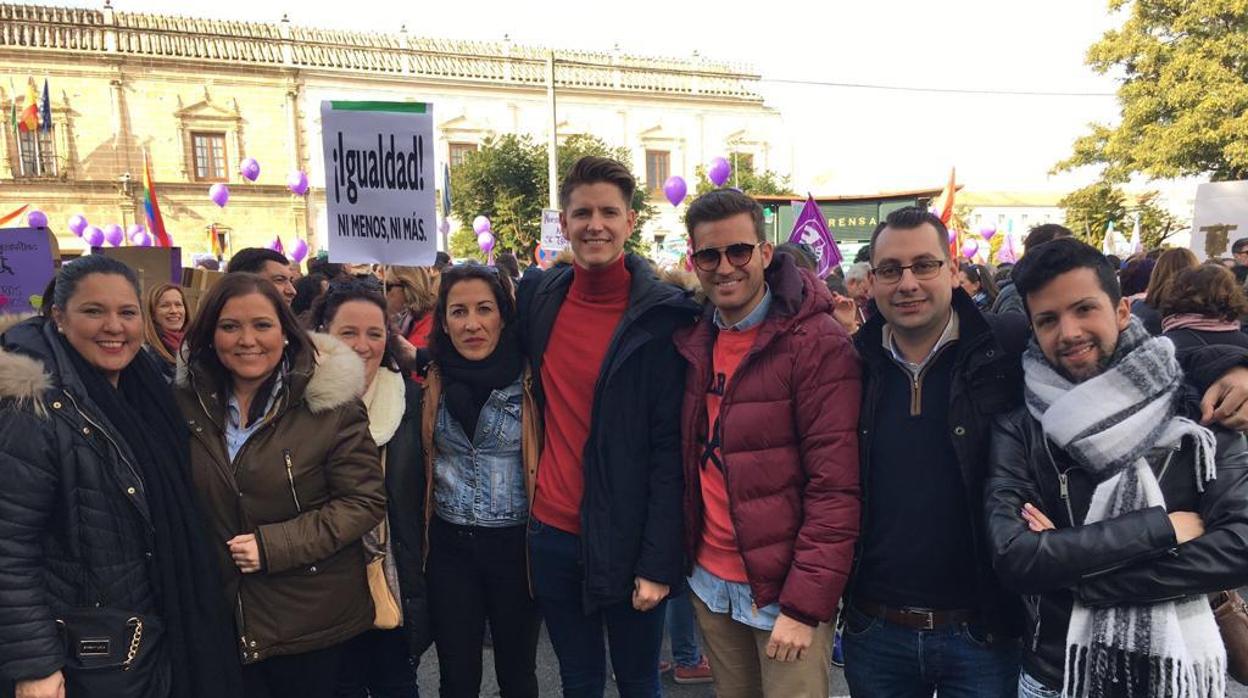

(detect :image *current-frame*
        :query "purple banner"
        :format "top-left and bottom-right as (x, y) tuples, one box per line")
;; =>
(787, 195), (843, 277)
(0, 228), (55, 314)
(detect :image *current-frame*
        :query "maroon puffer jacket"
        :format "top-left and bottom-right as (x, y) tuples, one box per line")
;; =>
(674, 254), (862, 626)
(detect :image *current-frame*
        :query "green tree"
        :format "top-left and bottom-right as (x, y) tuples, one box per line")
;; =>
(449, 133), (654, 261)
(1055, 0), (1248, 182)
(1059, 181), (1181, 251)
(693, 155), (794, 197)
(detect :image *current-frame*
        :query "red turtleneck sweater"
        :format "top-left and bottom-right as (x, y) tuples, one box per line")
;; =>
(533, 255), (631, 534)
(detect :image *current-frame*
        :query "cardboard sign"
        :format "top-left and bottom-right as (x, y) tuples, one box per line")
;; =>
(321, 100), (437, 266)
(95, 246), (182, 296)
(0, 227), (55, 314)
(1191, 181), (1248, 261)
(540, 209), (566, 252)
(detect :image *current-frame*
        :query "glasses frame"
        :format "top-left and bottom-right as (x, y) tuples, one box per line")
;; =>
(691, 241), (765, 273)
(870, 259), (946, 284)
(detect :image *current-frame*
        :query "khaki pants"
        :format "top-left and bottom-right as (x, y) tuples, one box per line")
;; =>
(691, 593), (832, 698)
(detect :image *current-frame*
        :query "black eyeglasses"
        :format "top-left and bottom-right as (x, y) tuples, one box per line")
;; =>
(870, 259), (945, 284)
(691, 242), (763, 272)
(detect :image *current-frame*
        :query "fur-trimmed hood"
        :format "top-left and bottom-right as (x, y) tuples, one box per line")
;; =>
(177, 331), (365, 415)
(0, 315), (56, 414)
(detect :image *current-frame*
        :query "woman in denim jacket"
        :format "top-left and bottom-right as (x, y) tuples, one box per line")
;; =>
(422, 264), (541, 698)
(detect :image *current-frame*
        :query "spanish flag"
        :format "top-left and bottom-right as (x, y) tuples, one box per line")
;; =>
(142, 151), (171, 247)
(17, 79), (38, 132)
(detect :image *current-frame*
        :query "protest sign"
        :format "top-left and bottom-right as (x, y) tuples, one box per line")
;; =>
(540, 209), (566, 252)
(0, 227), (54, 314)
(1191, 181), (1248, 261)
(321, 101), (437, 266)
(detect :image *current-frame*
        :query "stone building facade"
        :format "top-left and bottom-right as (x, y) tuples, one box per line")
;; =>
(0, 2), (788, 257)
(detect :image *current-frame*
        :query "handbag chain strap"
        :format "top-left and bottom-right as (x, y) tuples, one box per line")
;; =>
(122, 617), (143, 671)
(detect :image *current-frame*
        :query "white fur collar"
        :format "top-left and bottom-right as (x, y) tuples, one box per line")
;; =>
(363, 368), (405, 446)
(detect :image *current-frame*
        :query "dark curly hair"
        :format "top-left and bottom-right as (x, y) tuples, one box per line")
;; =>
(1159, 264), (1248, 322)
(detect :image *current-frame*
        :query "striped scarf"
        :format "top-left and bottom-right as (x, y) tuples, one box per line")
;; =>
(1023, 317), (1225, 697)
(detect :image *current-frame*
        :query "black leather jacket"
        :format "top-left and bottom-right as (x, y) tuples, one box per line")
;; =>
(986, 405), (1248, 689)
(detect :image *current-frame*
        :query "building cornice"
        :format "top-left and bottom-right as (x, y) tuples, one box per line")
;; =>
(0, 2), (764, 102)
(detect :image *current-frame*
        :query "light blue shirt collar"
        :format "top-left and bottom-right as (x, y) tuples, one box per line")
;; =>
(713, 285), (772, 332)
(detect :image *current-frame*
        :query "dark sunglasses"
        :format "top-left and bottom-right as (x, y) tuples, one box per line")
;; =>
(691, 242), (763, 272)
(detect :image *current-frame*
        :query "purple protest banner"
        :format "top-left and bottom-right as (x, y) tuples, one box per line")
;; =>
(787, 194), (843, 277)
(0, 227), (55, 314)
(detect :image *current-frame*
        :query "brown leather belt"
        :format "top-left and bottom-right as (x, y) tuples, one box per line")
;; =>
(852, 598), (977, 631)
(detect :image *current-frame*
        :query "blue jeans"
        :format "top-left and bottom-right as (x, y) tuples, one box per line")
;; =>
(1018, 672), (1061, 698)
(528, 518), (666, 698)
(666, 592), (700, 667)
(841, 605), (1020, 697)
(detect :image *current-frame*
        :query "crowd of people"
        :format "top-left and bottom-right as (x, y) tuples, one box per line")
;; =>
(0, 154), (1246, 698)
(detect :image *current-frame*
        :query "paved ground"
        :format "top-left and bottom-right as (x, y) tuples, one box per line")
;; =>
(414, 622), (1248, 697)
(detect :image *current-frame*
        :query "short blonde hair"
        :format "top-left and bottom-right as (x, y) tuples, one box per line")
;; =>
(383, 265), (439, 316)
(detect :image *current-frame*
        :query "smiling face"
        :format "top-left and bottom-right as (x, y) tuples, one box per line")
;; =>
(560, 181), (636, 270)
(870, 222), (957, 341)
(327, 299), (387, 389)
(52, 273), (143, 386)
(213, 292), (285, 389)
(692, 212), (773, 326)
(445, 278), (503, 361)
(153, 288), (186, 333)
(1027, 267), (1131, 383)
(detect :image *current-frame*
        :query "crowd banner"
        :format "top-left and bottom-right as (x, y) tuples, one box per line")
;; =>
(1191, 180), (1248, 261)
(320, 100), (437, 266)
(0, 227), (54, 313)
(541, 209), (566, 253)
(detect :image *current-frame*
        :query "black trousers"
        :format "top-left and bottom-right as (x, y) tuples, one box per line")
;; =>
(426, 516), (539, 698)
(334, 627), (419, 697)
(242, 643), (344, 698)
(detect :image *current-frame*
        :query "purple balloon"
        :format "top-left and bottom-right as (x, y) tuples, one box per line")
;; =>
(127, 224), (146, 243)
(947, 227), (958, 241)
(663, 176), (687, 207)
(103, 224), (124, 247)
(439, 218), (451, 236)
(27, 210), (47, 228)
(68, 214), (88, 236)
(240, 157), (261, 182)
(290, 238), (309, 264)
(708, 157), (731, 188)
(209, 183), (230, 208)
(84, 226), (105, 247)
(133, 231), (152, 247)
(963, 238), (980, 259)
(477, 231), (495, 253)
(287, 170), (309, 196)
(472, 215), (491, 235)
(980, 224), (997, 241)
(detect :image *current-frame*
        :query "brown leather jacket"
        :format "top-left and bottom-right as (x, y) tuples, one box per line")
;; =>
(176, 333), (385, 664)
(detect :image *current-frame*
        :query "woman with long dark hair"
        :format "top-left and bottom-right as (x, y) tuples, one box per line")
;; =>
(312, 278), (432, 698)
(0, 255), (240, 698)
(958, 263), (999, 311)
(424, 264), (540, 698)
(176, 272), (385, 698)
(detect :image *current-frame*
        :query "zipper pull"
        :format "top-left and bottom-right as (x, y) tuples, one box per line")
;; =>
(1058, 472), (1070, 500)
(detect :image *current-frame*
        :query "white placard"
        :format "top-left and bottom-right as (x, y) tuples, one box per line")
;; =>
(540, 209), (566, 252)
(1191, 180), (1248, 261)
(321, 100), (436, 265)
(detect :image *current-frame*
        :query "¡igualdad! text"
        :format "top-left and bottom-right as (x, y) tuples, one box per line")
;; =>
(330, 132), (427, 205)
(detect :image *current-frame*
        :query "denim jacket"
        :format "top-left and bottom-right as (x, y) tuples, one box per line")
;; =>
(431, 375), (529, 527)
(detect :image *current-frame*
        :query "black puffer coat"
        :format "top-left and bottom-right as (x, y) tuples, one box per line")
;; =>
(0, 317), (161, 684)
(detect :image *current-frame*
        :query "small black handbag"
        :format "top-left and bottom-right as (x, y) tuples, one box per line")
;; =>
(57, 606), (168, 698)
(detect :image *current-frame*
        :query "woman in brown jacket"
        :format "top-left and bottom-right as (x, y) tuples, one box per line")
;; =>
(175, 272), (385, 698)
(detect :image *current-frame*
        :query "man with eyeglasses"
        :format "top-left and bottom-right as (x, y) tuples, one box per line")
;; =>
(672, 189), (861, 697)
(842, 207), (1248, 696)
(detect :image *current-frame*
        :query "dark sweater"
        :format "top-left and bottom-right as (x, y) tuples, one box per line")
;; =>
(855, 346), (979, 610)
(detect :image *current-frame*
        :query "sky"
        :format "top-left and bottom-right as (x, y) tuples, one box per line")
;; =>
(61, 0), (1131, 197)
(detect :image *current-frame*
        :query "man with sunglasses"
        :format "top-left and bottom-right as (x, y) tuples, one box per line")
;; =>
(673, 189), (861, 697)
(842, 207), (1248, 696)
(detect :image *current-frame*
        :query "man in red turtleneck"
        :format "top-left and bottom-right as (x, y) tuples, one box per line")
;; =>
(518, 157), (698, 696)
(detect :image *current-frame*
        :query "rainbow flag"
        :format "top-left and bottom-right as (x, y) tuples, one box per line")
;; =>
(17, 78), (38, 132)
(142, 151), (171, 247)
(0, 204), (28, 226)
(209, 223), (223, 258)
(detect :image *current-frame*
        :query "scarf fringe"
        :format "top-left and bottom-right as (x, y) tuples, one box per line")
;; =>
(1064, 643), (1227, 698)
